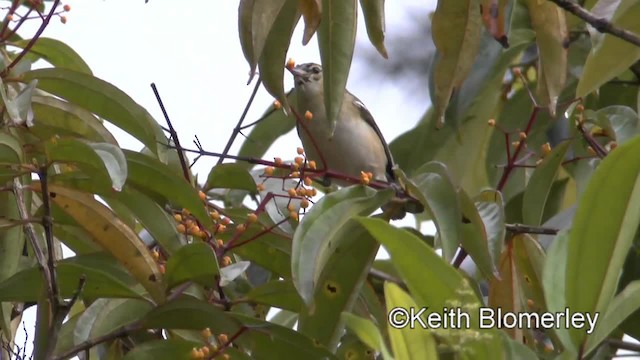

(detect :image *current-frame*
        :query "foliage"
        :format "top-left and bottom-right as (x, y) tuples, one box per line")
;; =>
(1, 0), (640, 359)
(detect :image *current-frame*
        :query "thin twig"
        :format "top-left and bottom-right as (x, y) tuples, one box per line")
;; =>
(506, 223), (558, 235)
(151, 83), (191, 183)
(51, 322), (140, 360)
(216, 78), (262, 166)
(0, 0), (60, 77)
(607, 338), (640, 353)
(548, 0), (640, 48)
(368, 268), (407, 290)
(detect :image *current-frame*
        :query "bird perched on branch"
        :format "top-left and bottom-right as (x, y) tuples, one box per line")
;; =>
(287, 62), (424, 219)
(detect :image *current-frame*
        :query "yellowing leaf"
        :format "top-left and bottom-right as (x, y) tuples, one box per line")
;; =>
(299, 0), (322, 45)
(359, 0), (388, 58)
(431, 0), (483, 128)
(32, 183), (165, 304)
(526, 0), (568, 115)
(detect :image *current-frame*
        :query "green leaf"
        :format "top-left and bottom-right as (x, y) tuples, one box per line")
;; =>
(165, 242), (219, 290)
(75, 298), (152, 345)
(298, 219), (379, 350)
(122, 339), (202, 360)
(576, 0), (640, 98)
(341, 312), (392, 359)
(592, 105), (639, 145)
(359, 0), (387, 58)
(565, 135), (640, 347)
(474, 189), (506, 275)
(237, 91), (297, 167)
(431, 0), (483, 127)
(0, 132), (23, 183)
(542, 230), (576, 354)
(356, 217), (481, 311)
(586, 280), (640, 354)
(299, 0), (322, 45)
(238, 0), (289, 80)
(220, 261), (251, 286)
(204, 163), (257, 193)
(30, 95), (117, 144)
(12, 37), (92, 74)
(227, 229), (291, 278)
(125, 150), (211, 228)
(384, 282), (437, 360)
(526, 0), (568, 114)
(104, 187), (184, 255)
(459, 188), (499, 279)
(291, 186), (393, 304)
(246, 280), (303, 312)
(402, 163), (461, 262)
(0, 253), (143, 301)
(46, 138), (127, 191)
(257, 0), (299, 108)
(317, 0), (357, 133)
(523, 140), (571, 226)
(20, 68), (165, 155)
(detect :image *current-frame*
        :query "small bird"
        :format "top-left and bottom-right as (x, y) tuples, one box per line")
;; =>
(287, 62), (424, 218)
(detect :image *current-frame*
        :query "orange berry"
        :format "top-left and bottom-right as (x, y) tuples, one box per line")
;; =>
(256, 183), (265, 191)
(541, 142), (551, 156)
(247, 213), (258, 223)
(201, 328), (212, 339)
(304, 110), (313, 121)
(273, 100), (282, 109)
(216, 239), (224, 247)
(308, 160), (317, 170)
(222, 354), (230, 360)
(287, 203), (296, 211)
(289, 211), (299, 221)
(221, 217), (231, 225)
(291, 171), (300, 178)
(296, 147), (304, 155)
(587, 146), (596, 156)
(173, 214), (182, 222)
(198, 191), (206, 201)
(217, 224), (226, 233)
(7, 14), (13, 21)
(182, 208), (191, 216)
(512, 141), (520, 147)
(294, 156), (304, 165)
(60, 15), (67, 24)
(218, 333), (229, 343)
(304, 177), (312, 186)
(286, 58), (296, 70)
(301, 198), (310, 208)
(610, 142), (618, 150)
(151, 249), (160, 261)
(513, 68), (522, 76)
(222, 256), (232, 267)
(190, 348), (200, 359)
(519, 132), (527, 140)
(297, 188), (307, 196)
(576, 104), (585, 112)
(188, 224), (199, 235)
(274, 157), (283, 166)
(366, 172), (373, 180)
(488, 119), (496, 127)
(201, 346), (209, 356)
(236, 224), (246, 233)
(291, 163), (300, 171)
(526, 299), (534, 308)
(159, 264), (166, 274)
(177, 224), (186, 234)
(210, 211), (220, 220)
(288, 188), (297, 197)
(63, 4), (71, 11)
(264, 166), (274, 176)
(310, 188), (317, 196)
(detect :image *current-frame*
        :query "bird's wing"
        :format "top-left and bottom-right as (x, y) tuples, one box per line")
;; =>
(351, 94), (397, 182)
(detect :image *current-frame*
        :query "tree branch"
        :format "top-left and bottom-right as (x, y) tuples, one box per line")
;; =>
(549, 0), (640, 48)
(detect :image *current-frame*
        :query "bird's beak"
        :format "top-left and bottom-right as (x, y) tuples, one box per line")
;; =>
(287, 66), (307, 78)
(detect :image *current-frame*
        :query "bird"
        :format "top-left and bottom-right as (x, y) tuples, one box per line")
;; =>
(286, 62), (424, 219)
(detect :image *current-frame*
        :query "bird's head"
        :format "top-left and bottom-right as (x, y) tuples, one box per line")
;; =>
(287, 62), (323, 95)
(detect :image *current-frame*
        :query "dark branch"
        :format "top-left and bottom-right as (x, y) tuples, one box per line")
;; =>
(549, 0), (640, 48)
(506, 223), (559, 235)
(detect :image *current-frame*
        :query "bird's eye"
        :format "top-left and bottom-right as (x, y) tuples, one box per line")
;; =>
(312, 66), (320, 74)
